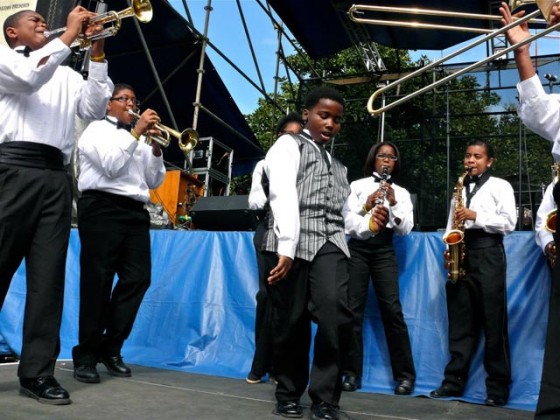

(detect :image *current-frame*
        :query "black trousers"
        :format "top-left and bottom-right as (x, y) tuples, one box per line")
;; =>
(249, 220), (275, 377)
(72, 192), (151, 365)
(343, 240), (415, 382)
(266, 241), (353, 405)
(535, 250), (560, 417)
(442, 245), (511, 400)
(0, 165), (72, 378)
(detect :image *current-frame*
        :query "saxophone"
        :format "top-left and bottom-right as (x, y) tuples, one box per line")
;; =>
(442, 168), (471, 283)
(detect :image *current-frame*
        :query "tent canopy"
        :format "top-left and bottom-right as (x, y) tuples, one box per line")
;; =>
(96, 0), (263, 175)
(268, 0), (514, 58)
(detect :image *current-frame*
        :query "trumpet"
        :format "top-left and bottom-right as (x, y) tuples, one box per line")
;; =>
(128, 109), (199, 155)
(44, 0), (153, 50)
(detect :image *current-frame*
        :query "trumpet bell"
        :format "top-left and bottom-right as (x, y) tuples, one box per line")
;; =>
(125, 0), (153, 24)
(179, 128), (199, 155)
(93, 0), (153, 26)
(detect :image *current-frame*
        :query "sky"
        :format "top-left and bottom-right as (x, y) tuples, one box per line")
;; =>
(167, 1), (560, 114)
(168, 0), (295, 115)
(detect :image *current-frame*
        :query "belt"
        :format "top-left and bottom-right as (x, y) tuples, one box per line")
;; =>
(81, 190), (145, 212)
(0, 141), (65, 171)
(464, 229), (503, 249)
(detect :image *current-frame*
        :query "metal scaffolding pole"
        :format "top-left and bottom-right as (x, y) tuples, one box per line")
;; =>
(192, 0), (213, 132)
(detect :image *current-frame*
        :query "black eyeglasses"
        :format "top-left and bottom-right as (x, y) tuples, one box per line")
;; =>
(376, 153), (398, 161)
(110, 96), (140, 107)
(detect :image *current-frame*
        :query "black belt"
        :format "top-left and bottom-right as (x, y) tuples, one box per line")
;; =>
(349, 228), (394, 247)
(0, 141), (65, 170)
(464, 229), (503, 249)
(81, 190), (145, 212)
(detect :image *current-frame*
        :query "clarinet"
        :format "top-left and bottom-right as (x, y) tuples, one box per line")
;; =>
(374, 166), (389, 206)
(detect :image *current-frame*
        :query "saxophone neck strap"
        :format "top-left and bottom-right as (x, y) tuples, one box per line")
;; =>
(466, 171), (490, 208)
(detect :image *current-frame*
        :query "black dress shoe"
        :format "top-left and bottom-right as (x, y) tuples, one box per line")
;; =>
(485, 397), (507, 407)
(310, 402), (339, 420)
(19, 376), (71, 405)
(430, 384), (463, 398)
(273, 401), (303, 418)
(74, 363), (100, 383)
(99, 355), (131, 377)
(342, 375), (361, 392)
(394, 379), (414, 395)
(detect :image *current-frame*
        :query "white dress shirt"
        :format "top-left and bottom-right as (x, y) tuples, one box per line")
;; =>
(535, 181), (555, 254)
(342, 174), (414, 240)
(77, 118), (166, 203)
(248, 159), (267, 210)
(264, 129), (331, 259)
(0, 39), (113, 164)
(445, 175), (517, 235)
(517, 74), (560, 160)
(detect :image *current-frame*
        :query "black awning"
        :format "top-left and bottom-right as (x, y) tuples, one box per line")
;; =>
(90, 0), (263, 175)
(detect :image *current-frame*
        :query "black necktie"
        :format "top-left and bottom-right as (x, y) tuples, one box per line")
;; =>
(16, 46), (31, 57)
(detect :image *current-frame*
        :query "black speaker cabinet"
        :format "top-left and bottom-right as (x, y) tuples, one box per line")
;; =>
(190, 195), (260, 231)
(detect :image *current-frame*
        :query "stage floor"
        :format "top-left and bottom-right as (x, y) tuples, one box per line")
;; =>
(0, 362), (533, 419)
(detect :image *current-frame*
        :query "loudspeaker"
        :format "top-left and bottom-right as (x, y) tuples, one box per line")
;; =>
(190, 195), (261, 231)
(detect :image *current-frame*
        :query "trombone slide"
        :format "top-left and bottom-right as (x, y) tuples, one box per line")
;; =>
(364, 7), (560, 116)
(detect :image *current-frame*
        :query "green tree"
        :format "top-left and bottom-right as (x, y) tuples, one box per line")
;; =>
(243, 46), (551, 230)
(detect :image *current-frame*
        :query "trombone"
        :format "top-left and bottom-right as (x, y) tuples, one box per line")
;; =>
(348, 2), (549, 35)
(348, 0), (560, 116)
(128, 110), (199, 155)
(45, 0), (153, 50)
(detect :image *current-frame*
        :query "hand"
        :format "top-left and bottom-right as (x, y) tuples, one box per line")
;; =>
(364, 190), (383, 211)
(455, 207), (476, 222)
(149, 135), (162, 156)
(385, 184), (397, 206)
(134, 109), (161, 136)
(267, 255), (293, 284)
(89, 38), (105, 58)
(499, 2), (530, 53)
(551, 3), (560, 26)
(61, 6), (96, 45)
(370, 204), (389, 232)
(546, 241), (557, 258)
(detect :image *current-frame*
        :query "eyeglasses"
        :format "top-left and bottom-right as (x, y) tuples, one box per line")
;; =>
(376, 153), (398, 161)
(110, 96), (140, 107)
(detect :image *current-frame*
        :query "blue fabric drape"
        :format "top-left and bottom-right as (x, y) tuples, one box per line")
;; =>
(0, 230), (547, 411)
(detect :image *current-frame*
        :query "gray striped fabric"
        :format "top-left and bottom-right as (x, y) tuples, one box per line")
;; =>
(262, 134), (350, 261)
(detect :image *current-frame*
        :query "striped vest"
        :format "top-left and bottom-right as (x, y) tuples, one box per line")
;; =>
(262, 134), (350, 261)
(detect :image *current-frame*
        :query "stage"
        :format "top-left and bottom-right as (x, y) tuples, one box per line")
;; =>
(0, 230), (550, 414)
(0, 361), (532, 419)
